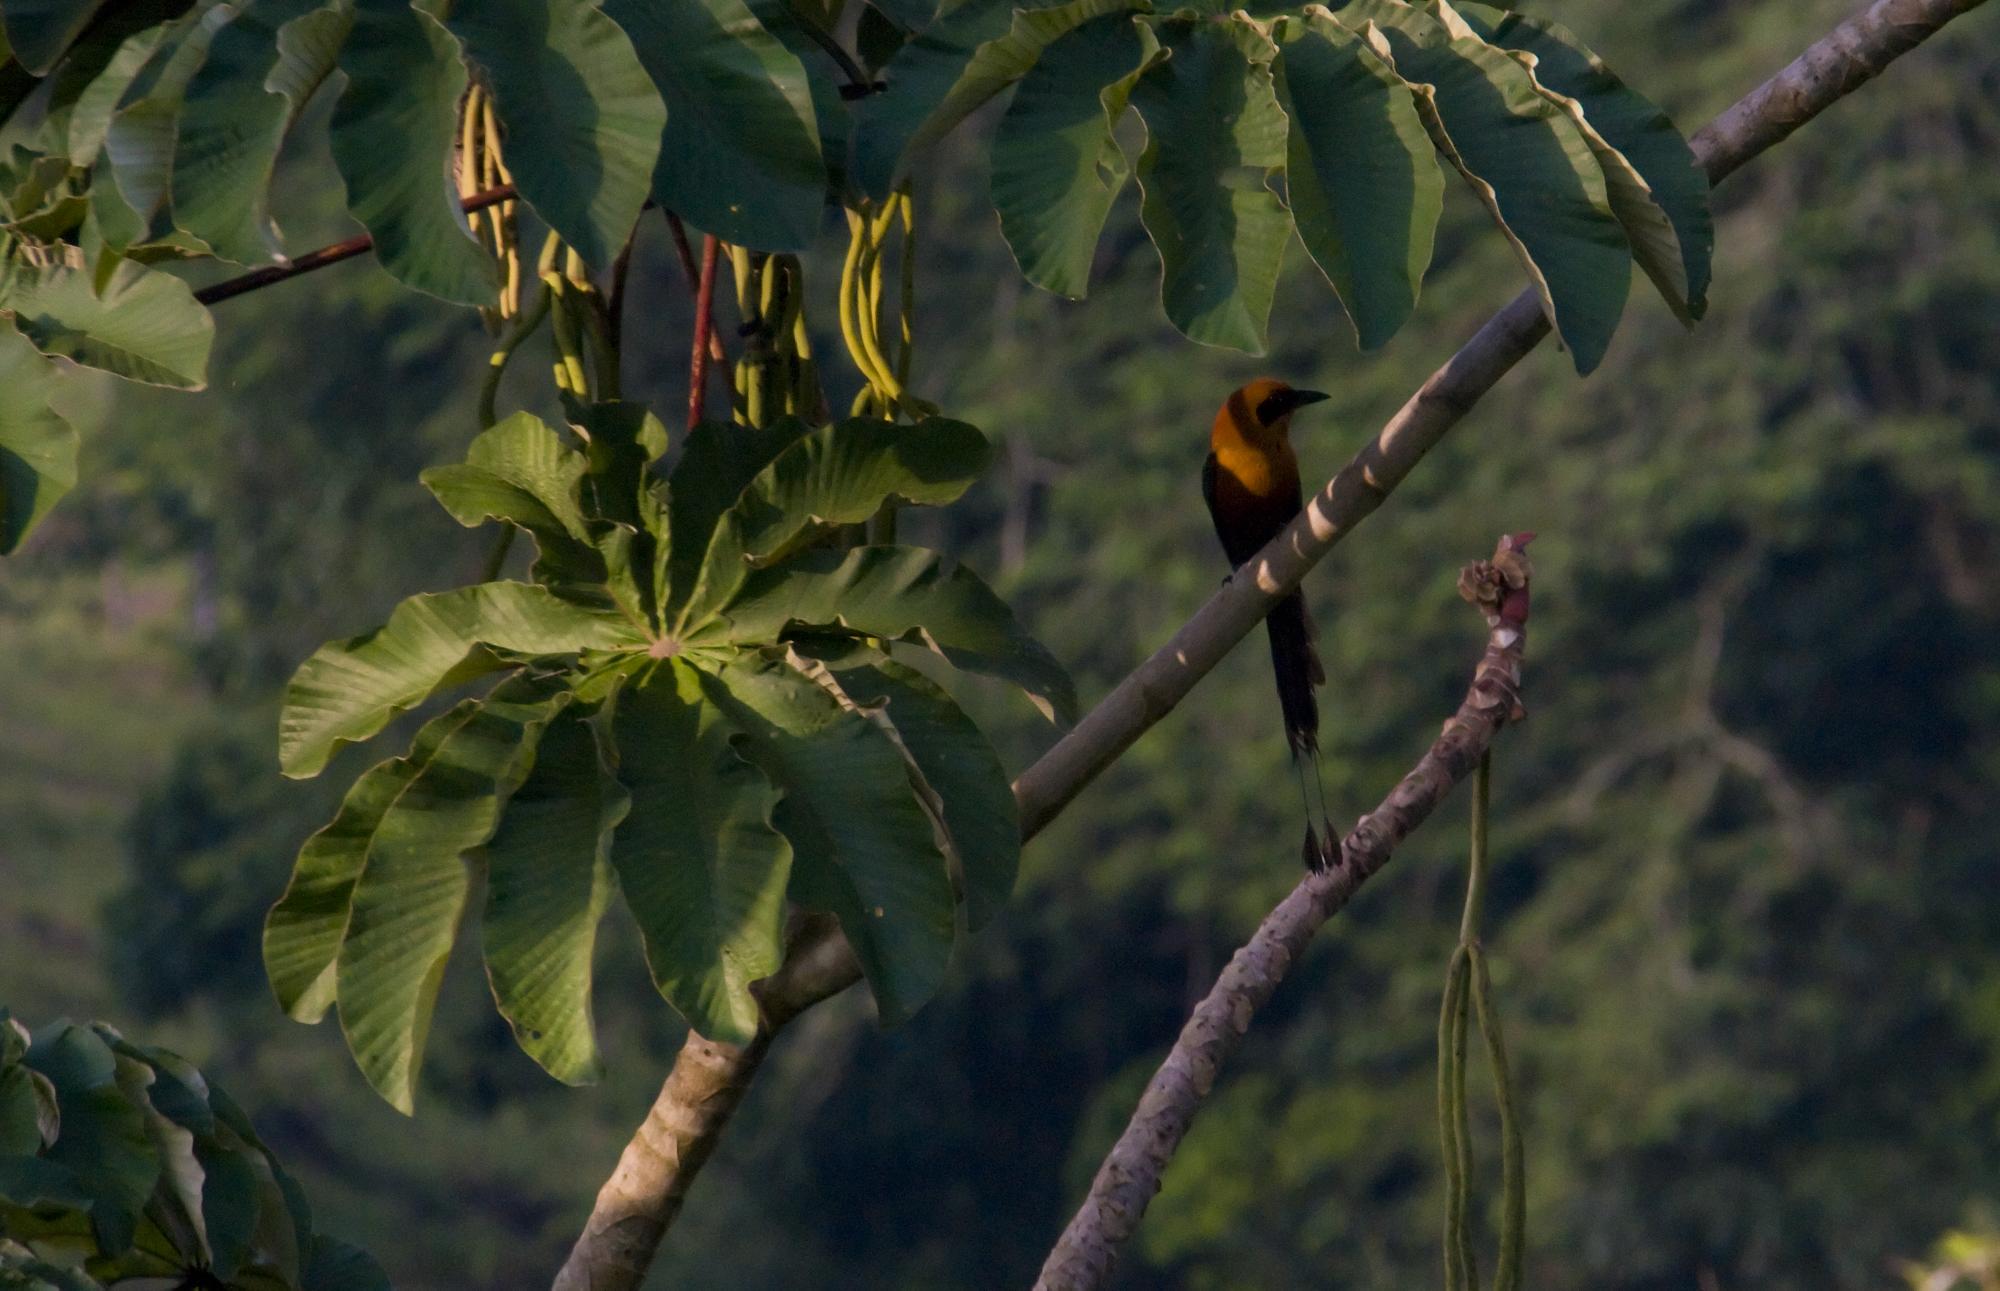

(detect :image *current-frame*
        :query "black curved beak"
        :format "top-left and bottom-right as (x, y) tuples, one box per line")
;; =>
(1286, 389), (1331, 414)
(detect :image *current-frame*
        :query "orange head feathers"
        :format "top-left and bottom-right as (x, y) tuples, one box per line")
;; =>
(1214, 379), (1331, 450)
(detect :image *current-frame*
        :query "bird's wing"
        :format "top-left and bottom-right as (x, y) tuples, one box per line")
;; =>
(1201, 451), (1238, 559)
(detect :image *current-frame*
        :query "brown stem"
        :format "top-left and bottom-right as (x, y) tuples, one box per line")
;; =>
(1031, 534), (1533, 1291)
(688, 235), (722, 430)
(665, 210), (729, 367)
(193, 185), (517, 305)
(547, 1), (1991, 1287)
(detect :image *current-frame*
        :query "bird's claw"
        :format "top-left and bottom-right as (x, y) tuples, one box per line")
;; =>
(1304, 821), (1338, 874)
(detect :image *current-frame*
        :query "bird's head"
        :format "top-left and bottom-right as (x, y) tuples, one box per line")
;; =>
(1226, 378), (1331, 444)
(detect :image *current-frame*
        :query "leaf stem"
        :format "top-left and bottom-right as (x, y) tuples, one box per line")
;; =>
(689, 234), (721, 429)
(477, 281), (552, 429)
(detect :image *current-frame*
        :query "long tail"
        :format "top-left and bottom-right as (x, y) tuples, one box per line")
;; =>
(1265, 589), (1325, 759)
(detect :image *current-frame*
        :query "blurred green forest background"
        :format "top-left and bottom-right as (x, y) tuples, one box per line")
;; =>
(4, 0), (1999, 1286)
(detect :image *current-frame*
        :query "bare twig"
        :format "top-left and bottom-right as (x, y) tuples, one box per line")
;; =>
(548, 2), (1992, 1287)
(193, 185), (517, 305)
(1032, 534), (1534, 1291)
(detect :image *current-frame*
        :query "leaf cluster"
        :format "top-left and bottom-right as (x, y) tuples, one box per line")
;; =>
(0, 1011), (385, 1291)
(0, 0), (1715, 554)
(862, 0), (1712, 362)
(265, 404), (1072, 1110)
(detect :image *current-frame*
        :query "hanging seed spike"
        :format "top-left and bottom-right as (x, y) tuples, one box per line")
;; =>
(853, 229), (906, 414)
(838, 207), (892, 401)
(894, 185), (917, 393)
(798, 356), (821, 423)
(758, 248), (783, 324)
(501, 245), (521, 320)
(729, 243), (755, 324)
(1469, 943), (1526, 1291)
(1437, 947), (1471, 1291)
(457, 84), (482, 202)
(543, 270), (589, 397)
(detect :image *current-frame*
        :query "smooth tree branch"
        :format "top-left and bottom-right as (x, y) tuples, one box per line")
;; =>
(550, 915), (857, 1291)
(1032, 535), (1534, 1291)
(193, 184), (516, 305)
(548, 0), (1991, 1286)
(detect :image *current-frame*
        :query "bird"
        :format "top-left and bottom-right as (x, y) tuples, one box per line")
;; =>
(1202, 378), (1336, 871)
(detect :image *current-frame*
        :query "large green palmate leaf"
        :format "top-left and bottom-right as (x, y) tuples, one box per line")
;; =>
(991, 11), (1162, 299)
(171, 0), (348, 265)
(680, 415), (992, 626)
(1338, 0), (1629, 372)
(606, 0), (825, 251)
(0, 259), (211, 388)
(420, 411), (601, 584)
(333, 678), (568, 1112)
(562, 399), (671, 629)
(851, 0), (1016, 198)
(611, 660), (793, 1045)
(448, 0), (665, 268)
(266, 701), (494, 1026)
(0, 1018), (386, 1290)
(0, 1033), (59, 1157)
(710, 544), (1077, 723)
(817, 654), (1020, 928)
(59, 18), (170, 168)
(1129, 18), (1292, 353)
(483, 703), (627, 1083)
(24, 0), (194, 147)
(702, 653), (955, 1026)
(20, 1027), (157, 1254)
(279, 580), (641, 779)
(1428, 0), (1684, 326)
(856, 0), (1140, 198)
(744, 0), (852, 191)
(99, 3), (231, 244)
(1277, 11), (1443, 349)
(2, 0), (114, 73)
(330, 0), (495, 306)
(301, 1235), (392, 1291)
(1451, 0), (1712, 321)
(0, 1249), (103, 1289)
(660, 417), (810, 621)
(0, 329), (76, 555)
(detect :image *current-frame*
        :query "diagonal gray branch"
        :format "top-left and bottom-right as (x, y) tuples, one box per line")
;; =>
(549, 1), (1991, 1286)
(1031, 536), (1533, 1291)
(1014, 0), (1993, 835)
